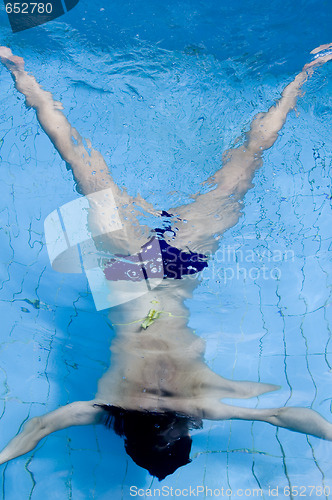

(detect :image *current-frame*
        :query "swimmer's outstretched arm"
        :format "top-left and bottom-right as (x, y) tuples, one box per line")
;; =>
(202, 400), (332, 441)
(0, 401), (103, 465)
(171, 44), (332, 252)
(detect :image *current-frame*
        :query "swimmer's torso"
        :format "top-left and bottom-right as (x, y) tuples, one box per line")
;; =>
(94, 278), (220, 415)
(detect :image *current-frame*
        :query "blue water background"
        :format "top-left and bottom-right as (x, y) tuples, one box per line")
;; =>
(0, 0), (332, 498)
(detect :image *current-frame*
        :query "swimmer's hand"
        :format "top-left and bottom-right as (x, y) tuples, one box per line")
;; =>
(0, 416), (46, 465)
(202, 399), (332, 441)
(0, 401), (102, 465)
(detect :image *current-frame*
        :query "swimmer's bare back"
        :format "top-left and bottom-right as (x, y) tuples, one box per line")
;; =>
(1, 45), (332, 465)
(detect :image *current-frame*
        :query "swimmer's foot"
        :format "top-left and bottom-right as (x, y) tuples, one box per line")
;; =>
(303, 43), (332, 73)
(310, 42), (332, 55)
(0, 46), (25, 72)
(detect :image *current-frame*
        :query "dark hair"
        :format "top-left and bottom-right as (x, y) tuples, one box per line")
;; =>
(95, 404), (202, 481)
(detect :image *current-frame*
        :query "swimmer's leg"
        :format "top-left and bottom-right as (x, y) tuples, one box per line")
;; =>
(0, 47), (114, 196)
(0, 400), (103, 465)
(170, 44), (332, 252)
(0, 47), (156, 252)
(203, 400), (332, 441)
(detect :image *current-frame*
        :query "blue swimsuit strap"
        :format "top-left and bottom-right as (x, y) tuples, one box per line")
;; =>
(103, 211), (208, 282)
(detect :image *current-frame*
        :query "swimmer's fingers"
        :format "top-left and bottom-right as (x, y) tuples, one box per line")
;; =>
(203, 400), (332, 441)
(259, 406), (332, 441)
(0, 416), (46, 465)
(0, 401), (102, 464)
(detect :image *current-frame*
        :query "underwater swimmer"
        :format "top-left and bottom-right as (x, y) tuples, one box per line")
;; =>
(0, 44), (332, 481)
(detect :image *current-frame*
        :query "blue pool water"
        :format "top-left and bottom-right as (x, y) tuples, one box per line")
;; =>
(0, 0), (332, 498)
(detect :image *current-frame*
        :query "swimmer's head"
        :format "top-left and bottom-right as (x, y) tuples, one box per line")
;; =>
(97, 405), (202, 480)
